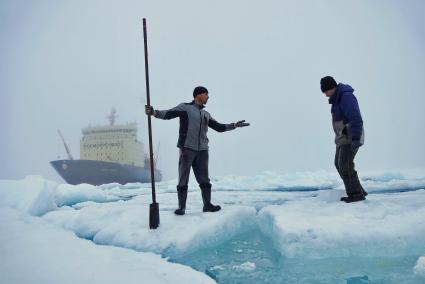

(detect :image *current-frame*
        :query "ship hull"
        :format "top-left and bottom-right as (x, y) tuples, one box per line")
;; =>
(50, 159), (162, 185)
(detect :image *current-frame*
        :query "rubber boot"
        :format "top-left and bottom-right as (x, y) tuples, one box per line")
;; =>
(353, 171), (368, 196)
(340, 172), (366, 203)
(174, 186), (187, 215)
(200, 183), (221, 212)
(340, 194), (366, 203)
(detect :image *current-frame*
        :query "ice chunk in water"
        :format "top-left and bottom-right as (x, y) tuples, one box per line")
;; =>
(415, 256), (425, 276)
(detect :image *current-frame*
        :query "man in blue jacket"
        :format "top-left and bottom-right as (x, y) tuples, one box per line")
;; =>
(320, 76), (368, 203)
(145, 86), (249, 215)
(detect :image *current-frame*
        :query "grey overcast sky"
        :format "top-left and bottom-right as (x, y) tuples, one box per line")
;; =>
(1, 0), (425, 182)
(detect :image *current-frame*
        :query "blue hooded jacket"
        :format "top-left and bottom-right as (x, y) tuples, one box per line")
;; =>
(329, 83), (364, 143)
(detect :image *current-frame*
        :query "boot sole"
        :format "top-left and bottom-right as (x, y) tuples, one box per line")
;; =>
(174, 209), (185, 215)
(203, 206), (221, 212)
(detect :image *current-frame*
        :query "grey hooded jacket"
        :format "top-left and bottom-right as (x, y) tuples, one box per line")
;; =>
(154, 101), (236, 151)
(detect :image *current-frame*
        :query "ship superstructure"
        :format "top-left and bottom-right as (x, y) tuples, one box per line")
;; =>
(50, 109), (162, 185)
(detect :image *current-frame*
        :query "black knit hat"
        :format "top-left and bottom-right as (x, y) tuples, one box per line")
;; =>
(193, 86), (208, 97)
(320, 76), (337, 93)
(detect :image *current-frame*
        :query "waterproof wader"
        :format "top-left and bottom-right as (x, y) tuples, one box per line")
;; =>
(175, 148), (220, 214)
(335, 145), (367, 201)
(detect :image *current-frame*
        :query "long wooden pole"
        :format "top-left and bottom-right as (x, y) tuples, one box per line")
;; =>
(143, 18), (159, 229)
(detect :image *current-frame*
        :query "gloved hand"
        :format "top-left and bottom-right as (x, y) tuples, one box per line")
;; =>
(145, 105), (156, 116)
(352, 140), (362, 150)
(234, 120), (250, 128)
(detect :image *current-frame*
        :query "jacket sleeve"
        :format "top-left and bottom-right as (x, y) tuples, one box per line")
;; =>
(208, 116), (236, 132)
(340, 93), (363, 141)
(154, 103), (186, 120)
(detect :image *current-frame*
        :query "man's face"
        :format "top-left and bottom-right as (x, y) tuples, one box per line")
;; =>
(197, 92), (209, 104)
(324, 87), (336, 98)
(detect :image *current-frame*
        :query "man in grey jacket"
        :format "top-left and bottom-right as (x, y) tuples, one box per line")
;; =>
(145, 86), (249, 215)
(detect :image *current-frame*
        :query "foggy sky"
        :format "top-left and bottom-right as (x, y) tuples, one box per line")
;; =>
(1, 0), (425, 182)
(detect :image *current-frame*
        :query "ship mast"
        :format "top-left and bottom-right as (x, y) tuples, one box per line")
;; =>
(57, 129), (74, 160)
(108, 108), (117, 126)
(154, 142), (160, 167)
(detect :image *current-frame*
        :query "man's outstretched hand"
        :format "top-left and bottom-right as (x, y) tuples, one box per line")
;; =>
(235, 120), (250, 128)
(145, 105), (156, 116)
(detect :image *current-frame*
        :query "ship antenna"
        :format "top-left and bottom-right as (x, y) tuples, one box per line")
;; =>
(57, 129), (74, 160)
(153, 142), (160, 168)
(108, 108), (117, 125)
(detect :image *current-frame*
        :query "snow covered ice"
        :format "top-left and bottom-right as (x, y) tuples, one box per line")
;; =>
(0, 207), (215, 284)
(1, 170), (425, 283)
(258, 189), (425, 258)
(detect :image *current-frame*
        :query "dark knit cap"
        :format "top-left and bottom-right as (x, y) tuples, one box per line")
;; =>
(320, 76), (337, 93)
(193, 86), (208, 97)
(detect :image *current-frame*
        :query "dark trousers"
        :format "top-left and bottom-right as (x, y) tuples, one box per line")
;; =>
(334, 144), (365, 197)
(177, 148), (210, 188)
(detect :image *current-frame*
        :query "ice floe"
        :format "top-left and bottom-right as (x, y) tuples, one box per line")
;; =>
(1, 169), (425, 283)
(0, 207), (215, 284)
(258, 189), (425, 258)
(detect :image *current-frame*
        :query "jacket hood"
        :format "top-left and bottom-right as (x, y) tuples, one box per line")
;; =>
(338, 83), (354, 94)
(329, 83), (354, 104)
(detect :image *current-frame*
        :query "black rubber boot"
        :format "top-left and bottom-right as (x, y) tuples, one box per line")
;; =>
(200, 183), (221, 212)
(340, 194), (366, 203)
(352, 172), (368, 196)
(340, 173), (366, 203)
(174, 186), (188, 215)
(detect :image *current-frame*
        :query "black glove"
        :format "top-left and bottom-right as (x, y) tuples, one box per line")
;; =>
(145, 105), (155, 116)
(352, 140), (362, 150)
(235, 120), (250, 128)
